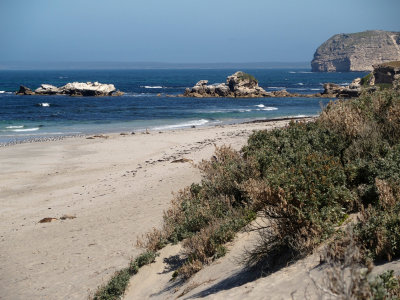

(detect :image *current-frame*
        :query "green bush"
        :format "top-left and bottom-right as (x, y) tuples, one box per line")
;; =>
(93, 251), (156, 300)
(93, 269), (131, 300)
(369, 270), (400, 300)
(355, 178), (400, 261)
(360, 73), (372, 86)
(236, 72), (258, 84)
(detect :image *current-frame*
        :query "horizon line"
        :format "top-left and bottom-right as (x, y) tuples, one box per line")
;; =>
(0, 61), (310, 71)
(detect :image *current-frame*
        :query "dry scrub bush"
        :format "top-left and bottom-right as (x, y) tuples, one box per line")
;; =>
(319, 100), (366, 138)
(198, 145), (259, 204)
(319, 233), (372, 300)
(178, 209), (253, 278)
(136, 227), (167, 252)
(355, 179), (400, 262)
(319, 90), (400, 145)
(318, 230), (400, 300)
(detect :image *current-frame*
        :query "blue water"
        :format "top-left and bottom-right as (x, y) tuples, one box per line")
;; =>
(0, 69), (367, 143)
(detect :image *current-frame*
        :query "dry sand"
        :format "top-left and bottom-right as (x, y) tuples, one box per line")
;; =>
(0, 119), (302, 300)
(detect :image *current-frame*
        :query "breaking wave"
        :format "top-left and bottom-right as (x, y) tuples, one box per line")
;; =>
(152, 119), (209, 130)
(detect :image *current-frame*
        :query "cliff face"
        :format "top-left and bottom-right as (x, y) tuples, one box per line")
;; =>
(311, 30), (400, 72)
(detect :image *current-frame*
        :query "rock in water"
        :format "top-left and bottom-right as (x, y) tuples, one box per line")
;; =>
(311, 30), (400, 72)
(184, 71), (270, 98)
(35, 84), (60, 95)
(60, 82), (117, 96)
(15, 82), (124, 97)
(16, 85), (35, 95)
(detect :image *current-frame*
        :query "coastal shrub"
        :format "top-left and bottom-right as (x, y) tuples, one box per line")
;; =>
(319, 90), (400, 145)
(93, 268), (131, 300)
(244, 121), (348, 173)
(320, 231), (400, 300)
(237, 72), (258, 84)
(242, 150), (355, 266)
(178, 214), (251, 278)
(198, 145), (259, 205)
(360, 73), (372, 86)
(136, 90), (400, 282)
(138, 146), (258, 251)
(129, 251), (157, 274)
(93, 251), (156, 300)
(369, 270), (400, 300)
(355, 179), (400, 261)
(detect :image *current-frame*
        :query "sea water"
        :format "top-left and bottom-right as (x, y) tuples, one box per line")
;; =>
(0, 69), (367, 143)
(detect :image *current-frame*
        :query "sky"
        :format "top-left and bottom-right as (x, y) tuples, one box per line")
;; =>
(0, 0), (399, 64)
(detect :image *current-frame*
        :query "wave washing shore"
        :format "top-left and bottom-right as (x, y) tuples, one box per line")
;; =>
(0, 68), (366, 143)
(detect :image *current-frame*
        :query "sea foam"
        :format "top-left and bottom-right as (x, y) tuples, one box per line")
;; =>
(142, 86), (164, 89)
(11, 127), (40, 132)
(152, 119), (209, 130)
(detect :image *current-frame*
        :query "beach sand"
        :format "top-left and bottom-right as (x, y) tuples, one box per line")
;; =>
(0, 119), (307, 300)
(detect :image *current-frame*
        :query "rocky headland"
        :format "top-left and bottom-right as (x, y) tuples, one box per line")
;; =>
(16, 82), (124, 97)
(311, 30), (400, 72)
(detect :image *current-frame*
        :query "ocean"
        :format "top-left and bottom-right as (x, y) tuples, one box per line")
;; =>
(0, 69), (367, 143)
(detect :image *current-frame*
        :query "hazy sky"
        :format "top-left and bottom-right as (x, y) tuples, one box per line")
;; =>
(0, 0), (399, 63)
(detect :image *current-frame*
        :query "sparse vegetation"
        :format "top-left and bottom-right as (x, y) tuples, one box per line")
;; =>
(360, 73), (372, 86)
(93, 251), (156, 300)
(236, 71), (258, 84)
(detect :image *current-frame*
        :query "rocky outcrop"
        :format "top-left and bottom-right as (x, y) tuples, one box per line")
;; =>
(35, 84), (60, 95)
(322, 78), (362, 98)
(16, 85), (35, 95)
(184, 72), (271, 98)
(183, 71), (333, 98)
(16, 82), (124, 97)
(312, 30), (400, 72)
(60, 82), (118, 96)
(370, 61), (400, 86)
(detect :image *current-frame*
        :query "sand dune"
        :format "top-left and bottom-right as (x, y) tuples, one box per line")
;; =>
(0, 120), (299, 300)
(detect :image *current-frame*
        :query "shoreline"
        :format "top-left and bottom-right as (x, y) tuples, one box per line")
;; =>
(0, 115), (317, 148)
(0, 118), (307, 300)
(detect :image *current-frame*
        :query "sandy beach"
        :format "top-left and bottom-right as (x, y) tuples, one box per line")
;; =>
(0, 119), (308, 300)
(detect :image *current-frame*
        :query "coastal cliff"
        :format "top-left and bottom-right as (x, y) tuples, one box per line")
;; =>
(311, 30), (400, 72)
